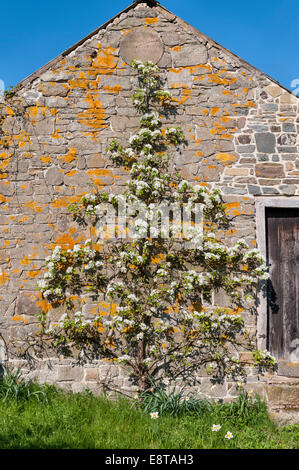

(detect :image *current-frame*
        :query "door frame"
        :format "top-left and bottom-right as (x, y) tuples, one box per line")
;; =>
(256, 197), (299, 353)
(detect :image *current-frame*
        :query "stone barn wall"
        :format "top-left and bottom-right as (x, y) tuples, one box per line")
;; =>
(0, 1), (298, 423)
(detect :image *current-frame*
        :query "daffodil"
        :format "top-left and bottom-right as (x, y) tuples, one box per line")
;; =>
(225, 431), (233, 439)
(212, 424), (221, 432)
(150, 412), (159, 419)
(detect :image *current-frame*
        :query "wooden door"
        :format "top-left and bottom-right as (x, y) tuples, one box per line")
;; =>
(266, 207), (299, 361)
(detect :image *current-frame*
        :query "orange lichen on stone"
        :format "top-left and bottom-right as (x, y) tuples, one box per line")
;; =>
(12, 315), (28, 324)
(66, 170), (78, 177)
(211, 107), (220, 115)
(144, 17), (159, 24)
(77, 93), (108, 130)
(51, 198), (69, 208)
(14, 130), (32, 149)
(53, 233), (84, 250)
(63, 147), (77, 163)
(25, 106), (47, 119)
(178, 88), (192, 105)
(92, 46), (118, 74)
(103, 85), (122, 93)
(0, 153), (12, 178)
(20, 256), (32, 266)
(24, 201), (43, 213)
(151, 253), (165, 264)
(51, 129), (62, 139)
(27, 270), (41, 279)
(0, 271), (9, 286)
(35, 292), (52, 313)
(51, 194), (84, 208)
(225, 202), (240, 211)
(17, 215), (29, 223)
(216, 153), (237, 164)
(68, 77), (89, 89)
(40, 156), (51, 164)
(0, 194), (9, 204)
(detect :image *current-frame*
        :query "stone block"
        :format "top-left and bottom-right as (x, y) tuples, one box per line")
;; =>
(280, 92), (297, 104)
(236, 145), (256, 153)
(15, 292), (41, 317)
(57, 366), (84, 382)
(85, 368), (99, 382)
(279, 184), (296, 195)
(266, 380), (299, 409)
(248, 184), (262, 195)
(46, 166), (64, 186)
(224, 167), (249, 176)
(266, 85), (282, 98)
(172, 44), (208, 67)
(282, 123), (296, 133)
(255, 133), (276, 153)
(255, 163), (284, 178)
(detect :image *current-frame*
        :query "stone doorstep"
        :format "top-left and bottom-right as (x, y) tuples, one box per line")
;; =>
(262, 375), (299, 385)
(261, 376), (299, 417)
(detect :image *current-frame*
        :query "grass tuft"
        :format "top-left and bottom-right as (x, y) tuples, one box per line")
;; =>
(0, 369), (298, 449)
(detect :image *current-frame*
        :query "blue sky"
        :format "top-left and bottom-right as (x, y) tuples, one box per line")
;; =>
(0, 0), (298, 92)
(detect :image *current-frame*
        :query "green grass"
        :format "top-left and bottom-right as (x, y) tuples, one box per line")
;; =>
(0, 370), (298, 449)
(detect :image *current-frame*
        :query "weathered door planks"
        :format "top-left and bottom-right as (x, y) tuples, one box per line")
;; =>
(266, 207), (299, 361)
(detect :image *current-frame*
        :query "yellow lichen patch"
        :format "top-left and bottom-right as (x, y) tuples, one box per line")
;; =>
(225, 202), (240, 210)
(208, 74), (231, 86)
(51, 129), (61, 139)
(12, 130), (32, 149)
(5, 106), (14, 116)
(68, 72), (89, 89)
(65, 170), (78, 177)
(216, 153), (237, 164)
(178, 88), (192, 105)
(103, 85), (122, 93)
(172, 45), (182, 51)
(27, 270), (41, 279)
(35, 292), (52, 313)
(50, 198), (69, 208)
(0, 194), (9, 204)
(23, 152), (33, 159)
(17, 215), (29, 223)
(0, 153), (12, 178)
(51, 194), (84, 208)
(169, 68), (183, 74)
(87, 169), (119, 187)
(40, 156), (51, 164)
(20, 256), (32, 266)
(144, 17), (159, 24)
(12, 315), (28, 324)
(211, 107), (220, 115)
(25, 106), (47, 119)
(53, 233), (84, 250)
(92, 46), (118, 74)
(246, 100), (256, 108)
(77, 93), (108, 130)
(0, 271), (9, 286)
(23, 201), (43, 213)
(151, 253), (165, 264)
(87, 169), (112, 177)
